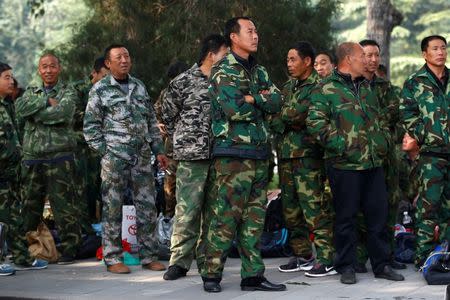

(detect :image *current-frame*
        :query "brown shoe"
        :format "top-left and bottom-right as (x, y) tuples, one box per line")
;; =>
(107, 263), (131, 274)
(142, 261), (166, 271)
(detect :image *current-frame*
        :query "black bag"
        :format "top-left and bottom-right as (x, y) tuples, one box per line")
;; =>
(394, 232), (416, 263)
(76, 235), (102, 259)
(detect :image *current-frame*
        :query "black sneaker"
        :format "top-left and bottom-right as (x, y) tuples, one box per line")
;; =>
(163, 265), (188, 280)
(57, 255), (75, 265)
(305, 263), (338, 277)
(278, 256), (314, 273)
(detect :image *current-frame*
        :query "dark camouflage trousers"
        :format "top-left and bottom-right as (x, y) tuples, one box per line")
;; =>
(0, 168), (33, 265)
(279, 157), (334, 265)
(415, 155), (449, 265)
(21, 158), (82, 257)
(101, 153), (159, 266)
(164, 158), (178, 217)
(169, 160), (215, 272)
(202, 158), (268, 280)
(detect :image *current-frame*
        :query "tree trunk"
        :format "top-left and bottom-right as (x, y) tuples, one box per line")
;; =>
(366, 0), (403, 78)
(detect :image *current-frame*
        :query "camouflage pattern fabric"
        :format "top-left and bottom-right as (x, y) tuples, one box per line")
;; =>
(169, 160), (214, 272)
(15, 81), (77, 160)
(400, 65), (449, 155)
(21, 159), (82, 257)
(307, 70), (388, 171)
(398, 151), (420, 203)
(100, 153), (159, 265)
(161, 64), (212, 161)
(202, 158), (268, 279)
(279, 157), (334, 264)
(210, 52), (281, 157)
(278, 70), (323, 159)
(84, 74), (163, 265)
(399, 65), (449, 265)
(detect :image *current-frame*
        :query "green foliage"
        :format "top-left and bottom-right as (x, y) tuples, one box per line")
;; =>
(57, 0), (339, 98)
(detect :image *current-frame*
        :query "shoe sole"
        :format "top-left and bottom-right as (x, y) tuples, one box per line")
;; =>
(107, 269), (131, 274)
(241, 286), (287, 292)
(305, 270), (338, 277)
(15, 265), (48, 271)
(374, 275), (405, 281)
(163, 274), (186, 280)
(0, 272), (15, 276)
(57, 261), (75, 265)
(278, 265), (314, 273)
(341, 279), (357, 284)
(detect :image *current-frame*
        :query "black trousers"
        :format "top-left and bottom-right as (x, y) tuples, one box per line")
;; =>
(327, 166), (391, 274)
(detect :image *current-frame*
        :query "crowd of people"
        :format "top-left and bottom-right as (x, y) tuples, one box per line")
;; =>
(0, 16), (448, 293)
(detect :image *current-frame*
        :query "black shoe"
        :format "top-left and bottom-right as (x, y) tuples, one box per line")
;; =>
(354, 262), (368, 273)
(340, 268), (357, 284)
(241, 277), (286, 292)
(278, 256), (314, 272)
(163, 265), (188, 280)
(390, 260), (406, 270)
(305, 263), (338, 277)
(203, 281), (221, 293)
(374, 265), (405, 281)
(57, 255), (75, 265)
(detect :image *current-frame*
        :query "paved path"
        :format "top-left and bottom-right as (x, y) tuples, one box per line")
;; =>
(0, 257), (447, 299)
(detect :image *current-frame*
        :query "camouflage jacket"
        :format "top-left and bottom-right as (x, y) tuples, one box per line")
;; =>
(15, 81), (77, 160)
(371, 75), (400, 139)
(0, 97), (21, 178)
(210, 52), (282, 159)
(161, 64), (211, 161)
(83, 74), (163, 162)
(279, 70), (323, 159)
(400, 65), (449, 154)
(71, 77), (92, 145)
(307, 70), (388, 170)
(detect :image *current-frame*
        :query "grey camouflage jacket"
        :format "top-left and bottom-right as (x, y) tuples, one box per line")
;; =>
(83, 74), (163, 162)
(161, 64), (212, 160)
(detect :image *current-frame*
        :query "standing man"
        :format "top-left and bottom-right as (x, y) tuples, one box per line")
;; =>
(276, 42), (336, 277)
(15, 53), (82, 265)
(307, 42), (404, 284)
(0, 63), (48, 275)
(72, 57), (109, 225)
(161, 34), (227, 280)
(399, 35), (449, 268)
(84, 44), (169, 274)
(356, 39), (405, 272)
(201, 17), (286, 293)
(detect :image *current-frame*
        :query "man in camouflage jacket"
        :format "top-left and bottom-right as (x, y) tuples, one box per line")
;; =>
(15, 53), (82, 264)
(84, 44), (168, 274)
(399, 35), (449, 267)
(276, 42), (335, 277)
(307, 42), (404, 284)
(161, 34), (227, 281)
(201, 17), (286, 293)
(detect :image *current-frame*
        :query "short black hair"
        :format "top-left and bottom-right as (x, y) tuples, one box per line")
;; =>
(224, 16), (253, 47)
(290, 41), (316, 62)
(93, 57), (106, 73)
(359, 39), (380, 50)
(104, 44), (127, 61)
(0, 62), (12, 75)
(198, 34), (227, 65)
(421, 35), (447, 51)
(316, 51), (335, 64)
(167, 60), (189, 80)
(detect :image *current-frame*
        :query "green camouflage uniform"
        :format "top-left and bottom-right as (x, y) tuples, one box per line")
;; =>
(399, 65), (449, 266)
(72, 78), (100, 227)
(398, 151), (420, 204)
(15, 81), (82, 258)
(277, 70), (334, 264)
(154, 88), (177, 217)
(202, 52), (281, 281)
(84, 74), (164, 266)
(161, 64), (215, 272)
(0, 96), (32, 265)
(357, 76), (401, 264)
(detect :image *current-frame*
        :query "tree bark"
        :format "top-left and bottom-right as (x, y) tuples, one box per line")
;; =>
(366, 0), (403, 78)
